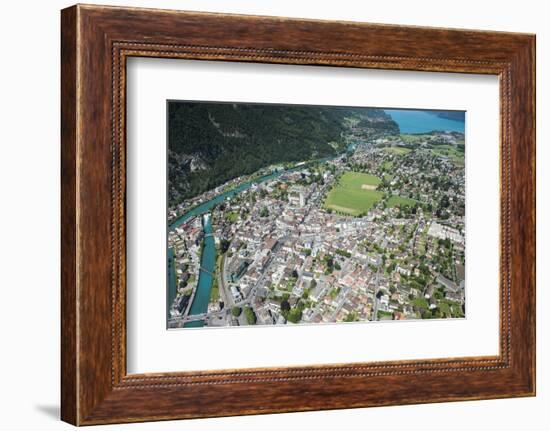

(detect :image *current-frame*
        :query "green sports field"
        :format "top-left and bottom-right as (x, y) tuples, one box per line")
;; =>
(430, 145), (465, 165)
(324, 172), (383, 216)
(387, 195), (417, 208)
(384, 146), (412, 155)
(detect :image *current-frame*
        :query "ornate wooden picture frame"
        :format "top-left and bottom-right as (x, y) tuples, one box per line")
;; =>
(61, 4), (535, 425)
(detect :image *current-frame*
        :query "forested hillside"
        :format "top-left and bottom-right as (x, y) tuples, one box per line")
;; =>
(356, 109), (400, 135)
(168, 101), (393, 204)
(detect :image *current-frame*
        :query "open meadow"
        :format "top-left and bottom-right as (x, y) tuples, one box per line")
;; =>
(324, 172), (383, 216)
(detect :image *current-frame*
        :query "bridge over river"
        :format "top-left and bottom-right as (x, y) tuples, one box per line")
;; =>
(168, 156), (343, 328)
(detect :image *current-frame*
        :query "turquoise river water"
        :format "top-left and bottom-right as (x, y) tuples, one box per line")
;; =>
(168, 169), (291, 327)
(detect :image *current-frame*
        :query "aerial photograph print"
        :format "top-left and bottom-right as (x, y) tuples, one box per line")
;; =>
(166, 101), (466, 329)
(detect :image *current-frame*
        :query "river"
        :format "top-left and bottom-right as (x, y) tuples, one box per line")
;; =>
(169, 153), (348, 327)
(169, 165), (302, 327)
(169, 170), (283, 231)
(183, 214), (216, 328)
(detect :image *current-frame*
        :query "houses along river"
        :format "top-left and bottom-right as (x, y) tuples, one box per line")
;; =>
(182, 214), (216, 328)
(168, 169), (291, 327)
(168, 154), (350, 327)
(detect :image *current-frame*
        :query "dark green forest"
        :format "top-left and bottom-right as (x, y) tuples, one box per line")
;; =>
(168, 101), (393, 204)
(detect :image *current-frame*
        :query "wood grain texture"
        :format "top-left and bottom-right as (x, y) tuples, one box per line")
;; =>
(60, 4), (536, 426)
(60, 5), (78, 425)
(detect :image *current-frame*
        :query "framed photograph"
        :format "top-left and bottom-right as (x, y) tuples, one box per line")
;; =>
(61, 4), (536, 425)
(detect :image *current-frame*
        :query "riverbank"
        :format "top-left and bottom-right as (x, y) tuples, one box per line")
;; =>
(169, 154), (346, 327)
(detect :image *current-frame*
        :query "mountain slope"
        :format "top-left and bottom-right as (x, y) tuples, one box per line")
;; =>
(168, 101), (394, 204)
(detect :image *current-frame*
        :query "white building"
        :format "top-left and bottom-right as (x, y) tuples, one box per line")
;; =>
(427, 221), (465, 246)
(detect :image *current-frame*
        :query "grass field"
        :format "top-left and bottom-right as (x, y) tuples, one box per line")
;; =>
(225, 211), (238, 223)
(381, 160), (393, 170)
(400, 134), (432, 143)
(387, 195), (417, 208)
(384, 146), (412, 155)
(430, 145), (465, 165)
(324, 172), (383, 216)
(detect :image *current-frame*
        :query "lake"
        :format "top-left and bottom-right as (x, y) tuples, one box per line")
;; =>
(384, 109), (465, 134)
